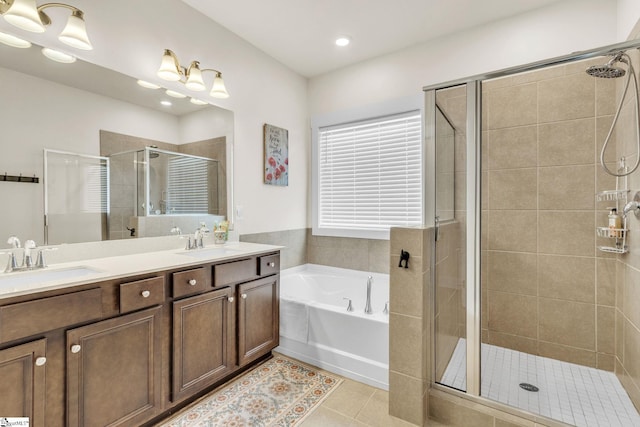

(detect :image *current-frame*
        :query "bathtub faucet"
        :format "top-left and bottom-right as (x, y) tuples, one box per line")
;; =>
(364, 275), (373, 314)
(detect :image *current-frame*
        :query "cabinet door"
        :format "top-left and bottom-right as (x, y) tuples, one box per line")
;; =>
(172, 287), (235, 401)
(238, 276), (279, 366)
(67, 306), (162, 427)
(0, 338), (46, 426)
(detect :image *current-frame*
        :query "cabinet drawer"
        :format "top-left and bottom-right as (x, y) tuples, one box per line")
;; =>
(0, 288), (103, 343)
(213, 258), (255, 287)
(258, 254), (280, 276)
(120, 277), (165, 313)
(173, 267), (209, 298)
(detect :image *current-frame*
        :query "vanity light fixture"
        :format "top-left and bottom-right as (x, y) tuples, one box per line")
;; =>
(41, 46), (75, 63)
(0, 30), (31, 47)
(156, 49), (229, 99)
(0, 0), (92, 50)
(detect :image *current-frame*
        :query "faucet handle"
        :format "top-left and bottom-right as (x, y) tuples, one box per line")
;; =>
(35, 247), (57, 269)
(383, 301), (389, 315)
(0, 251), (18, 273)
(343, 297), (354, 312)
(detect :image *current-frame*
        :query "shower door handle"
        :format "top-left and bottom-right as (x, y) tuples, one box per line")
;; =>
(434, 216), (440, 242)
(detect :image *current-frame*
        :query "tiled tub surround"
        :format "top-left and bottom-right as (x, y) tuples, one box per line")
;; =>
(481, 58), (618, 371)
(240, 228), (390, 273)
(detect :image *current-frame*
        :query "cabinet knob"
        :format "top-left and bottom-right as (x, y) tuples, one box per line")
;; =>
(141, 290), (151, 298)
(35, 356), (47, 366)
(70, 344), (81, 354)
(228, 297), (234, 303)
(268, 262), (275, 267)
(188, 279), (197, 286)
(241, 293), (247, 299)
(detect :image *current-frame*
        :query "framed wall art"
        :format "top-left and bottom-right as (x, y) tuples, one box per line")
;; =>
(263, 123), (288, 186)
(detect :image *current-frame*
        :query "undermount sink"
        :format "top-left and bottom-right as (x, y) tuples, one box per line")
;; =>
(175, 247), (241, 259)
(0, 266), (101, 288)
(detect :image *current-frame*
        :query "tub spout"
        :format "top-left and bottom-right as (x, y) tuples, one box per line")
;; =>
(364, 276), (373, 314)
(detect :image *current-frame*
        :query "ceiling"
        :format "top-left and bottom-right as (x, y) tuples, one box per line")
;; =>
(183, 0), (565, 77)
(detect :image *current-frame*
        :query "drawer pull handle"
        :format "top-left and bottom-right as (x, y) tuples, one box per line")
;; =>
(141, 290), (151, 298)
(188, 279), (197, 286)
(71, 344), (81, 354)
(241, 293), (247, 299)
(268, 262), (275, 267)
(228, 297), (234, 303)
(35, 357), (47, 366)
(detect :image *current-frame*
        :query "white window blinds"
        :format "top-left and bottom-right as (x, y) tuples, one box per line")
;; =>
(317, 111), (422, 234)
(166, 156), (210, 214)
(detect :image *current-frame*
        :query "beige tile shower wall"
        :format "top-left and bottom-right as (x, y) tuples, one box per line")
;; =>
(389, 226), (432, 426)
(615, 20), (640, 411)
(481, 58), (617, 370)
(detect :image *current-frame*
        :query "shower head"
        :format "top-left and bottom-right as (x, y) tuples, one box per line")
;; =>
(586, 53), (627, 78)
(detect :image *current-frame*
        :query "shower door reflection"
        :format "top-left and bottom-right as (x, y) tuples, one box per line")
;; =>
(44, 150), (109, 245)
(432, 84), (468, 392)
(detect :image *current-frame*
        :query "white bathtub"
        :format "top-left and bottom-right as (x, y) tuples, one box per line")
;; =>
(275, 264), (389, 389)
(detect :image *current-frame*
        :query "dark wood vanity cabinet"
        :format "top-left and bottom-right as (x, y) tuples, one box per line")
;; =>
(0, 249), (280, 427)
(172, 287), (235, 401)
(66, 306), (163, 427)
(0, 338), (47, 425)
(238, 275), (279, 367)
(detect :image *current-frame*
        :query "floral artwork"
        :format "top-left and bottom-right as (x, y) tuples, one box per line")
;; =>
(264, 123), (288, 186)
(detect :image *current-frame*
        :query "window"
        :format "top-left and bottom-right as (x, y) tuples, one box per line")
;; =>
(314, 110), (422, 239)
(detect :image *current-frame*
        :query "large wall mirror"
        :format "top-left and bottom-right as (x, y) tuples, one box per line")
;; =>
(0, 42), (234, 246)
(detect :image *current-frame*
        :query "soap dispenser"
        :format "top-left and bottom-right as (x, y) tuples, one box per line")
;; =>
(608, 207), (622, 238)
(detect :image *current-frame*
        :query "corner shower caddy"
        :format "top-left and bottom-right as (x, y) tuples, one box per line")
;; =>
(596, 158), (629, 254)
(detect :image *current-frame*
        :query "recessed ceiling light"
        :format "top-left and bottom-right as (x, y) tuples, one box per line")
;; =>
(137, 80), (161, 89)
(190, 98), (208, 105)
(165, 89), (186, 98)
(41, 47), (76, 63)
(335, 36), (351, 47)
(161, 100), (172, 106)
(0, 32), (31, 48)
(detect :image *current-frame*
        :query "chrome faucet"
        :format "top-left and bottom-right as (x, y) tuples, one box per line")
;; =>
(364, 275), (373, 314)
(186, 223), (210, 250)
(3, 237), (53, 273)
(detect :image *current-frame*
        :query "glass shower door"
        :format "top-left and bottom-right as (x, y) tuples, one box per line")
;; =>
(427, 81), (481, 395)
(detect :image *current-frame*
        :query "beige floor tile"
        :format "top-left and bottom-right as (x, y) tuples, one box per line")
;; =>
(321, 378), (377, 418)
(300, 406), (368, 426)
(355, 389), (419, 427)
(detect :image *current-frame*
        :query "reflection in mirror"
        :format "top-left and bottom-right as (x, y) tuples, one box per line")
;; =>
(44, 150), (109, 244)
(0, 40), (234, 245)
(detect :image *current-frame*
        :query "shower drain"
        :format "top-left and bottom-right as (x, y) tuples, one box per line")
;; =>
(519, 383), (539, 392)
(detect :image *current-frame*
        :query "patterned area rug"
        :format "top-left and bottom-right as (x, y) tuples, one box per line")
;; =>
(157, 355), (342, 426)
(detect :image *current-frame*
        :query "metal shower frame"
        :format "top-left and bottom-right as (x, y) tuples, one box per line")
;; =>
(423, 36), (640, 422)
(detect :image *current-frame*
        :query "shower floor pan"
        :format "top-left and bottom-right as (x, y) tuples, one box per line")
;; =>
(441, 339), (640, 427)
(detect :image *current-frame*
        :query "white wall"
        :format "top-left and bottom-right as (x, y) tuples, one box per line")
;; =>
(308, 0), (620, 116)
(618, 0), (640, 40)
(0, 67), (181, 243)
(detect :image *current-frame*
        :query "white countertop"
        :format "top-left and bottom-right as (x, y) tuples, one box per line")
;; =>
(0, 242), (282, 300)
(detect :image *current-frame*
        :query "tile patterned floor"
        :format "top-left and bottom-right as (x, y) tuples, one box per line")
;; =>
(441, 339), (640, 427)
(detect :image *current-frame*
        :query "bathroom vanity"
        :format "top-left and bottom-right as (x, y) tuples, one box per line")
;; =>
(0, 243), (280, 427)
